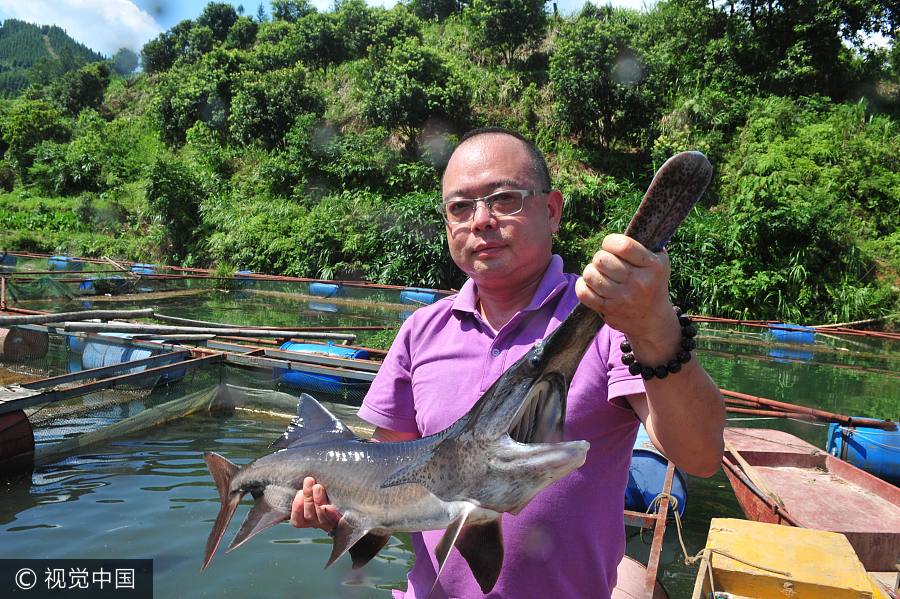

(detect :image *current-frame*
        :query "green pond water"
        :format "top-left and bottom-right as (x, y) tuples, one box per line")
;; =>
(1, 284), (898, 598)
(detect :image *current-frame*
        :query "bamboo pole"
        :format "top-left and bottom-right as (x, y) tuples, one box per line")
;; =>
(63, 321), (357, 342)
(720, 389), (897, 430)
(724, 440), (787, 509)
(152, 312), (393, 332)
(0, 308), (154, 325)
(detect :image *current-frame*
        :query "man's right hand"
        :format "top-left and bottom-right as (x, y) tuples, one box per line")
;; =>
(290, 477), (342, 532)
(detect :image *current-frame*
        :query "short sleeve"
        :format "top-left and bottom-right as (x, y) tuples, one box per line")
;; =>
(358, 321), (420, 434)
(606, 327), (645, 406)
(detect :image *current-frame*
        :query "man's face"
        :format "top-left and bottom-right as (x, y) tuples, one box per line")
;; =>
(441, 134), (562, 293)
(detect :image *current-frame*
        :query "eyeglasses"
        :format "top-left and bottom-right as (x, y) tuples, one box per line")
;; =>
(438, 189), (549, 224)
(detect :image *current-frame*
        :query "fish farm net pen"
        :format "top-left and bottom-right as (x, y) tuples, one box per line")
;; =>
(0, 323), (377, 472)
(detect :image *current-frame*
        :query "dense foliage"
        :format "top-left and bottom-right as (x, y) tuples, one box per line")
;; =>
(0, 19), (104, 97)
(0, 2), (897, 326)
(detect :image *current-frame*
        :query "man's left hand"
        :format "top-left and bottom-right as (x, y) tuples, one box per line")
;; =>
(575, 233), (678, 348)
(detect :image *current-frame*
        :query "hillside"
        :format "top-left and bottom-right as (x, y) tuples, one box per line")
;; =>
(0, 19), (104, 97)
(0, 0), (897, 326)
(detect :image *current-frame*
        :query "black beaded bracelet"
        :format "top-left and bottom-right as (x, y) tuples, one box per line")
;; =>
(620, 307), (696, 380)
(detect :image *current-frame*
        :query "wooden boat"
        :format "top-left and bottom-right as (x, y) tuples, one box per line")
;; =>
(722, 427), (900, 571)
(613, 556), (668, 599)
(691, 518), (893, 599)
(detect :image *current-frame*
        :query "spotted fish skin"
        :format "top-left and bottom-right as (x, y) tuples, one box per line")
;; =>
(201, 151), (713, 595)
(625, 151), (713, 252)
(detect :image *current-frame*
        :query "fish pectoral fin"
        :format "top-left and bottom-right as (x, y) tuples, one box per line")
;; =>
(428, 504), (476, 599)
(325, 516), (368, 569)
(455, 519), (504, 593)
(225, 496), (289, 554)
(348, 532), (392, 570)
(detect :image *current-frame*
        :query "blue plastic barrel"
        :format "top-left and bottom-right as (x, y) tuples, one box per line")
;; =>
(400, 288), (439, 306)
(0, 252), (16, 266)
(131, 263), (157, 275)
(73, 334), (185, 385)
(768, 323), (816, 344)
(48, 256), (83, 271)
(625, 425), (688, 517)
(78, 276), (127, 295)
(308, 282), (346, 298)
(826, 422), (900, 484)
(275, 342), (369, 393)
(66, 334), (87, 355)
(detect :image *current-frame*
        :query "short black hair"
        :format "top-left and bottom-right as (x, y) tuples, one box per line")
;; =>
(445, 127), (551, 190)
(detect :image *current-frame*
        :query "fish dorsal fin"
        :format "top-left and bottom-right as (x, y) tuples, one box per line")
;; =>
(428, 504), (476, 599)
(348, 532), (391, 569)
(325, 515), (369, 569)
(225, 495), (290, 554)
(454, 519), (504, 593)
(271, 393), (359, 449)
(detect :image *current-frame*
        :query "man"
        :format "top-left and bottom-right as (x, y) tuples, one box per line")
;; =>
(292, 128), (725, 598)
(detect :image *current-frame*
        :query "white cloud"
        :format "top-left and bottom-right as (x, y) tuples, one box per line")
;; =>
(0, 0), (163, 56)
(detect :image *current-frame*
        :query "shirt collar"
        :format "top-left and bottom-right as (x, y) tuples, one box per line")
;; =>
(451, 255), (568, 316)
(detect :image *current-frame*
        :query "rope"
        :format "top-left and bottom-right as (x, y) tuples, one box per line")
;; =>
(648, 492), (793, 579)
(838, 427), (900, 452)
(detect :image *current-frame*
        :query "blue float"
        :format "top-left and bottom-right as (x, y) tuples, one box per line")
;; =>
(308, 282), (346, 298)
(0, 252), (16, 266)
(625, 425), (688, 517)
(78, 276), (128, 295)
(131, 263), (157, 275)
(826, 422), (900, 484)
(275, 342), (369, 393)
(48, 256), (83, 271)
(400, 288), (439, 306)
(768, 323), (816, 344)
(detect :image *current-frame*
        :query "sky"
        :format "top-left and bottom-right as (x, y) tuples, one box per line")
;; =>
(0, 0), (651, 57)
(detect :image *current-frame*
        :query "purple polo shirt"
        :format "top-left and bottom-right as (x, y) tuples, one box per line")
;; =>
(359, 255), (644, 599)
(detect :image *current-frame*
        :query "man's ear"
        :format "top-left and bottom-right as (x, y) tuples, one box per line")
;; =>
(547, 190), (564, 233)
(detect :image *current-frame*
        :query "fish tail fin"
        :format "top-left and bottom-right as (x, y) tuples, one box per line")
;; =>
(202, 452), (242, 571)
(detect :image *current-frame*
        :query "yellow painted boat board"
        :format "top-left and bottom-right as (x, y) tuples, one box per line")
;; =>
(692, 518), (879, 599)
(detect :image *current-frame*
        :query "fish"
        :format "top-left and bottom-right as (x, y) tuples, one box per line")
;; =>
(201, 151), (713, 594)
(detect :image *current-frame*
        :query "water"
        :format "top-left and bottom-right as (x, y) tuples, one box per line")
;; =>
(1, 413), (413, 598)
(1, 323), (897, 598)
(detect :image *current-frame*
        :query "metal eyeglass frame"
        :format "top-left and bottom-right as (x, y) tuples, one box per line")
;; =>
(437, 189), (550, 224)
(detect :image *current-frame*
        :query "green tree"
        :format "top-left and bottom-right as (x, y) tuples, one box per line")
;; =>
(465, 0), (547, 64)
(364, 38), (470, 148)
(153, 48), (247, 144)
(196, 2), (240, 41)
(271, 0), (315, 22)
(146, 154), (206, 263)
(111, 48), (139, 75)
(229, 64), (325, 148)
(53, 62), (111, 116)
(408, 0), (464, 21)
(550, 9), (654, 147)
(1, 99), (70, 177)
(225, 16), (259, 49)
